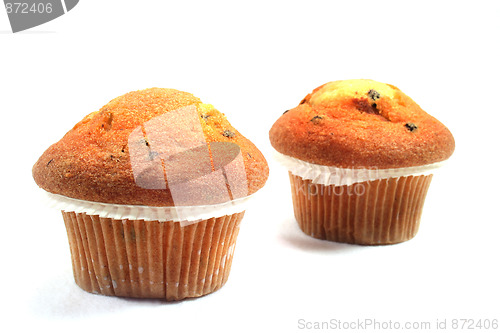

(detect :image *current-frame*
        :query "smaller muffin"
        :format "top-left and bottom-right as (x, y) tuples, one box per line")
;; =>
(269, 79), (454, 245)
(33, 88), (268, 300)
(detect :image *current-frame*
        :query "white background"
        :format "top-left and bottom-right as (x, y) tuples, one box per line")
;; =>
(1, 1), (499, 332)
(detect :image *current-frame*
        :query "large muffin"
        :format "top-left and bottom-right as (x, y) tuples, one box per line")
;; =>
(33, 88), (268, 300)
(269, 79), (454, 245)
(33, 88), (268, 206)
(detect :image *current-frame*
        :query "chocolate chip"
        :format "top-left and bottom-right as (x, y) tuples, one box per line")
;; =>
(223, 129), (236, 138)
(405, 123), (418, 132)
(368, 89), (381, 101)
(310, 115), (323, 124)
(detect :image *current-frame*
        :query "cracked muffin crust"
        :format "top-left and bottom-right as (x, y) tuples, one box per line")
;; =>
(270, 79), (455, 168)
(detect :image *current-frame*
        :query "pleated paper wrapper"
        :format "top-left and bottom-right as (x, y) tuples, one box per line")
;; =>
(275, 152), (442, 245)
(43, 192), (253, 300)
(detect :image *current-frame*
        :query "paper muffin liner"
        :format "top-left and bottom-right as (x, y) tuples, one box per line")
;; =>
(289, 173), (433, 244)
(62, 210), (244, 300)
(41, 193), (254, 299)
(42, 192), (253, 226)
(274, 151), (442, 186)
(275, 152), (442, 245)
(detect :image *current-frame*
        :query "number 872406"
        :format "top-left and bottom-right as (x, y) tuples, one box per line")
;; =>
(5, 2), (53, 14)
(451, 319), (498, 330)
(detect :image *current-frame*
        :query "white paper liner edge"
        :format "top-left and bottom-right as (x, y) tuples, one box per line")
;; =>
(273, 151), (445, 186)
(41, 191), (253, 226)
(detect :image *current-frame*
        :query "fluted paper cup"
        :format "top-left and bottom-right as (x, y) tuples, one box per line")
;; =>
(42, 193), (252, 300)
(289, 173), (433, 244)
(275, 152), (441, 245)
(62, 211), (243, 300)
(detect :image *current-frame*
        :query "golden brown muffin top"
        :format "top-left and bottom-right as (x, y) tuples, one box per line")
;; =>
(269, 79), (455, 168)
(33, 88), (269, 206)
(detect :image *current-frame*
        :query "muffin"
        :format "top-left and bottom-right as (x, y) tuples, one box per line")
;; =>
(33, 88), (268, 300)
(269, 79), (454, 245)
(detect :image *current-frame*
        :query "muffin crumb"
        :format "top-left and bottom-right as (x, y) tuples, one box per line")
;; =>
(101, 111), (114, 131)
